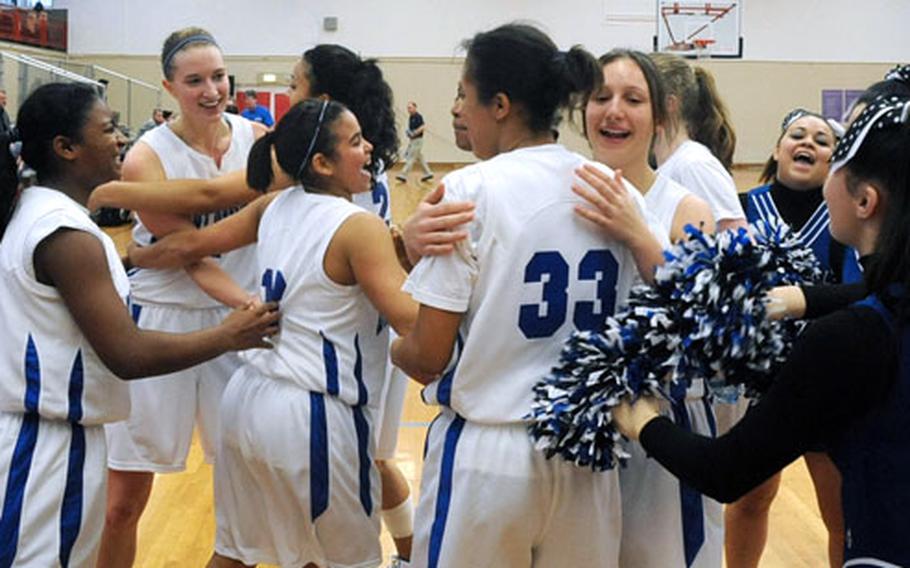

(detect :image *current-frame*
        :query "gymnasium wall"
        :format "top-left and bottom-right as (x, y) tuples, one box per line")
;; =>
(49, 0), (908, 164)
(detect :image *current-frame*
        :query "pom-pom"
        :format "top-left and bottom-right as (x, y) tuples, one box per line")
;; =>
(528, 220), (823, 471)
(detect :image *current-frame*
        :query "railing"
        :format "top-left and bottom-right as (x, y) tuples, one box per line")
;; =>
(0, 50), (104, 121)
(1, 51), (163, 136)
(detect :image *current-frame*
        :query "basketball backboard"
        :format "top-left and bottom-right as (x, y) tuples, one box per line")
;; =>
(655, 1), (742, 58)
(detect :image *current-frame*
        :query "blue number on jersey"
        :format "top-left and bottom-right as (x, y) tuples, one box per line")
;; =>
(574, 250), (619, 331)
(519, 249), (618, 339)
(519, 251), (569, 338)
(261, 268), (287, 302)
(371, 180), (390, 224)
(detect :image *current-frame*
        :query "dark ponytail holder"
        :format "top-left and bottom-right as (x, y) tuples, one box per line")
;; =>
(551, 50), (567, 67)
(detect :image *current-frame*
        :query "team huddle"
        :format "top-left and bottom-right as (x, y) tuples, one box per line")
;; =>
(0, 20), (908, 568)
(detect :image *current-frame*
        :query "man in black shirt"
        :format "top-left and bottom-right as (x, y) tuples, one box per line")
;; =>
(396, 101), (434, 183)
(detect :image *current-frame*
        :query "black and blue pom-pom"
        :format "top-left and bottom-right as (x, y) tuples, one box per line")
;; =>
(527, 221), (824, 471)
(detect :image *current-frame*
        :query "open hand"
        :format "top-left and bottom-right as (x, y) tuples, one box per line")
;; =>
(402, 183), (475, 264)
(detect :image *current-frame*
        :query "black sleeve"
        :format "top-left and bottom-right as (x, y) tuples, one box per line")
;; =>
(638, 306), (896, 503)
(801, 282), (868, 319)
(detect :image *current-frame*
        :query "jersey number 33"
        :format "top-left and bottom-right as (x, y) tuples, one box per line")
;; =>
(519, 249), (618, 339)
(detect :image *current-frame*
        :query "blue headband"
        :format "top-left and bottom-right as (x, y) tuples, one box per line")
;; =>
(296, 99), (331, 181)
(163, 34), (218, 75)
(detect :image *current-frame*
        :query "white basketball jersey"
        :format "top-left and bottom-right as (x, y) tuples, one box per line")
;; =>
(404, 144), (656, 424)
(657, 140), (744, 223)
(351, 170), (393, 411)
(246, 189), (386, 407)
(644, 174), (691, 239)
(352, 170), (392, 224)
(130, 113), (258, 307)
(0, 187), (130, 424)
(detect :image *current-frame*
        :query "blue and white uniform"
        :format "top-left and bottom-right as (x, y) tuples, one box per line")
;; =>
(832, 294), (910, 566)
(354, 170), (408, 460)
(404, 144), (659, 568)
(620, 174), (723, 568)
(0, 187), (130, 566)
(106, 113), (257, 471)
(214, 189), (384, 568)
(743, 183), (862, 283)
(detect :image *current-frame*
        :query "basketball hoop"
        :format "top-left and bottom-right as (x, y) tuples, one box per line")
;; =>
(692, 38), (715, 58)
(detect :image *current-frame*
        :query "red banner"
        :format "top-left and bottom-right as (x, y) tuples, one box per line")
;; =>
(0, 7), (67, 52)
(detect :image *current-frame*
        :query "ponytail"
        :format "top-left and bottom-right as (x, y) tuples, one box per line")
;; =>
(557, 46), (603, 121)
(246, 131), (276, 192)
(463, 24), (601, 134)
(302, 45), (399, 174)
(690, 67), (736, 170)
(0, 130), (20, 239)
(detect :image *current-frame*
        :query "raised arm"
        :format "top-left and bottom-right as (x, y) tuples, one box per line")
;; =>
(34, 229), (279, 379)
(129, 192), (278, 269)
(334, 212), (419, 337)
(88, 169), (258, 216)
(572, 165), (665, 284)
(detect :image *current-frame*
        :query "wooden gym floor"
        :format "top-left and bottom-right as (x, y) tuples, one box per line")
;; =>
(104, 164), (828, 567)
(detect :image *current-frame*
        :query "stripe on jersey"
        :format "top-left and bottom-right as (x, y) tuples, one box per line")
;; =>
(353, 334), (367, 406)
(60, 352), (86, 566)
(320, 332), (340, 396)
(670, 396), (704, 567)
(0, 336), (43, 565)
(352, 406), (372, 516)
(130, 302), (143, 324)
(310, 392), (329, 521)
(436, 334), (464, 407)
(428, 415), (466, 568)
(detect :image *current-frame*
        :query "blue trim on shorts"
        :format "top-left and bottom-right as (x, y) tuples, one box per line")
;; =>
(130, 301), (143, 324)
(670, 397), (704, 567)
(59, 424), (84, 567)
(436, 334), (464, 407)
(353, 334), (367, 406)
(428, 415), (465, 568)
(60, 352), (86, 567)
(0, 336), (43, 566)
(352, 405), (372, 516)
(310, 392), (329, 521)
(321, 332), (340, 396)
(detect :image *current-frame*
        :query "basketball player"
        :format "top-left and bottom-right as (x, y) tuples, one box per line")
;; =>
(391, 24), (664, 567)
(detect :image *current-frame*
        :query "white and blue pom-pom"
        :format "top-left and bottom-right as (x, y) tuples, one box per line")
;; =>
(528, 220), (823, 471)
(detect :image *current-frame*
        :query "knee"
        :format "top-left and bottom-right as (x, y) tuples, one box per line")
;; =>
(105, 492), (149, 528)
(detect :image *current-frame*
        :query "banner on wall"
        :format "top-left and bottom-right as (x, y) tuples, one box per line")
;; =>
(0, 7), (67, 52)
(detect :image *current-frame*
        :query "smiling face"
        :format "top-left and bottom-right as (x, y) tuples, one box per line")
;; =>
(319, 110), (374, 196)
(584, 58), (655, 173)
(774, 115), (835, 190)
(163, 45), (229, 122)
(74, 99), (128, 187)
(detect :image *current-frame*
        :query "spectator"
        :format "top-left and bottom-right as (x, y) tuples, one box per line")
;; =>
(134, 107), (166, 140)
(240, 89), (274, 126)
(396, 100), (434, 183)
